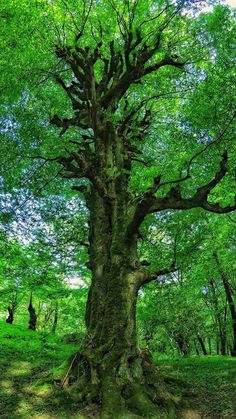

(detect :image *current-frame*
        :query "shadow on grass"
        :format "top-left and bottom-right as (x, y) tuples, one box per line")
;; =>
(157, 356), (236, 419)
(1, 324), (236, 419)
(0, 323), (82, 418)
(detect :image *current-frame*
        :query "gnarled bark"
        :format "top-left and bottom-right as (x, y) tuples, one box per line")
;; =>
(65, 275), (175, 417)
(61, 187), (179, 417)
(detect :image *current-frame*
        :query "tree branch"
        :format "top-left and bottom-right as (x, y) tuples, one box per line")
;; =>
(140, 264), (178, 287)
(149, 150), (236, 215)
(128, 151), (236, 237)
(158, 111), (236, 189)
(143, 57), (184, 77)
(75, 0), (94, 42)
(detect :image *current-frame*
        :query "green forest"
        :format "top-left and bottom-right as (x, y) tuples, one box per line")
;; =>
(0, 0), (236, 418)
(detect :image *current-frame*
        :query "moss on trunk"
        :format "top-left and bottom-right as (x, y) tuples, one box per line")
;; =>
(62, 264), (180, 416)
(59, 141), (183, 416)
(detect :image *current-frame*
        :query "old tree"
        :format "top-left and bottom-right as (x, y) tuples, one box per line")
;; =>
(1, 0), (236, 416)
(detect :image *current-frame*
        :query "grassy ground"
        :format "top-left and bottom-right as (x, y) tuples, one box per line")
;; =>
(156, 356), (236, 419)
(0, 322), (78, 418)
(0, 322), (235, 418)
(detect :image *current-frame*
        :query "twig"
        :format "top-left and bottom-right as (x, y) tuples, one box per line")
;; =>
(61, 353), (79, 389)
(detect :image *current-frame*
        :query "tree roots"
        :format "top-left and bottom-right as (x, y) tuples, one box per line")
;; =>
(54, 349), (184, 418)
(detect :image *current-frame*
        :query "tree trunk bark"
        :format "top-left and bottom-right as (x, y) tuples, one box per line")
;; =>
(175, 334), (190, 356)
(44, 306), (53, 329)
(197, 334), (207, 355)
(68, 272), (161, 417)
(6, 294), (17, 324)
(6, 306), (14, 324)
(51, 301), (58, 334)
(28, 292), (37, 331)
(64, 189), (173, 417)
(220, 315), (227, 356)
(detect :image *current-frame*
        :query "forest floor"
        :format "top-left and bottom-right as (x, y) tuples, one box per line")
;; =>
(0, 322), (235, 419)
(157, 356), (236, 419)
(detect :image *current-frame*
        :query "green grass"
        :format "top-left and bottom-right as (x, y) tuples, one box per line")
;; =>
(0, 321), (79, 419)
(0, 322), (235, 418)
(156, 355), (236, 418)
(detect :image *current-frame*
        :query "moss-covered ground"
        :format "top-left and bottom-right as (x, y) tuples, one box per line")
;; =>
(0, 322), (235, 418)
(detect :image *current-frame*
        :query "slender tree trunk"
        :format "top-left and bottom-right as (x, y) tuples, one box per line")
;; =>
(37, 301), (43, 328)
(209, 279), (227, 355)
(213, 252), (236, 357)
(28, 292), (37, 331)
(208, 337), (212, 355)
(6, 306), (14, 324)
(197, 334), (207, 355)
(51, 301), (58, 334)
(44, 306), (53, 329)
(194, 340), (200, 356)
(6, 294), (17, 324)
(175, 334), (190, 356)
(220, 319), (227, 356)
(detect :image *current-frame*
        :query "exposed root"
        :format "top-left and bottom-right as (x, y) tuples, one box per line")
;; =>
(54, 348), (185, 418)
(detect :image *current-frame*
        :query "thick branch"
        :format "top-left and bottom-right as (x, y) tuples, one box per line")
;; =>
(58, 154), (107, 196)
(128, 151), (236, 236)
(140, 265), (178, 287)
(149, 151), (236, 215)
(100, 56), (184, 108)
(143, 57), (184, 77)
(55, 76), (81, 110)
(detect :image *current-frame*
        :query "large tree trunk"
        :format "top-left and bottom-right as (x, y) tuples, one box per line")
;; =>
(68, 283), (162, 415)
(64, 189), (173, 417)
(68, 278), (166, 417)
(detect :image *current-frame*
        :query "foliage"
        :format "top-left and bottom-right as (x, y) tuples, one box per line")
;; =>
(0, 0), (236, 417)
